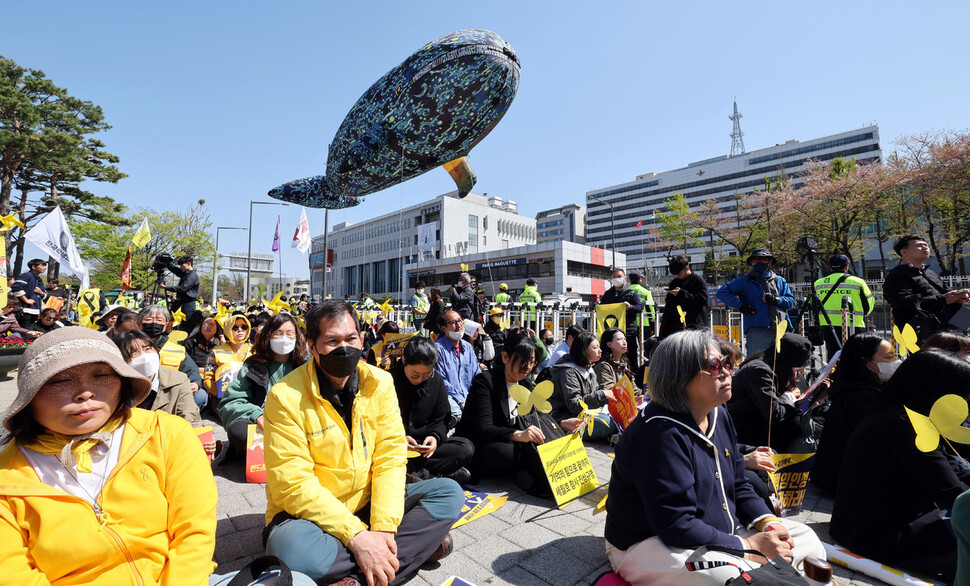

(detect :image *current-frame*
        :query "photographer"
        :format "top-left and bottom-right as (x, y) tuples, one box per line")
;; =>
(160, 255), (200, 332)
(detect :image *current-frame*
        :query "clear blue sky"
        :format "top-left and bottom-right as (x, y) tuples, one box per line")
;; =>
(5, 1), (968, 281)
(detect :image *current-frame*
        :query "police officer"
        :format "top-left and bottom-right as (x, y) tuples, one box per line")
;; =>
(813, 254), (874, 360)
(410, 281), (429, 333)
(495, 283), (511, 307)
(518, 278), (542, 330)
(628, 271), (655, 337)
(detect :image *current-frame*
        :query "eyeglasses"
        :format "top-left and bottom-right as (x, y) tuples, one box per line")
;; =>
(700, 356), (734, 377)
(444, 319), (463, 327)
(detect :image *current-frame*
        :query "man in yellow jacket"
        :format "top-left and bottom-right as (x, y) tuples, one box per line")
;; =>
(263, 300), (464, 586)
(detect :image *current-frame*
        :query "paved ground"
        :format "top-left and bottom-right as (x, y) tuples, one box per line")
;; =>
(0, 373), (890, 585)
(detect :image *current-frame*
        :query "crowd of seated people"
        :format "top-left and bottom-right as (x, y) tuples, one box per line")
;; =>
(6, 284), (970, 586)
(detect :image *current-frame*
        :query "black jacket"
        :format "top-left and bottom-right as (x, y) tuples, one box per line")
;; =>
(883, 263), (952, 340)
(390, 362), (450, 443)
(424, 299), (445, 333)
(831, 403), (970, 570)
(811, 379), (880, 496)
(456, 366), (531, 444)
(659, 272), (711, 338)
(450, 285), (475, 320)
(166, 261), (199, 304)
(600, 286), (643, 334)
(725, 358), (802, 451)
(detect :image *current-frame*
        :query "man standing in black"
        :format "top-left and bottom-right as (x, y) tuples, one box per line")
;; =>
(659, 255), (710, 339)
(165, 255), (201, 332)
(600, 268), (643, 371)
(884, 235), (969, 342)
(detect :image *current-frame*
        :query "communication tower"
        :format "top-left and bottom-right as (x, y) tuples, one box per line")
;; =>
(729, 99), (746, 157)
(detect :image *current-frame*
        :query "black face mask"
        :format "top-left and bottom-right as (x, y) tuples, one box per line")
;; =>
(142, 322), (165, 338)
(543, 337), (554, 345)
(316, 345), (362, 378)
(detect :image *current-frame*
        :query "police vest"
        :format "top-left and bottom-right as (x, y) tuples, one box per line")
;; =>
(813, 273), (874, 328)
(629, 283), (655, 327)
(518, 288), (541, 319)
(496, 292), (511, 304)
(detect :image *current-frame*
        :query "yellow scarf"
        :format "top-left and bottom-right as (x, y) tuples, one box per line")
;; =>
(26, 417), (124, 473)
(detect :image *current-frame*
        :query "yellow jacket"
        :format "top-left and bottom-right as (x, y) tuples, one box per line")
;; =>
(203, 315), (252, 397)
(264, 359), (407, 546)
(0, 409), (217, 586)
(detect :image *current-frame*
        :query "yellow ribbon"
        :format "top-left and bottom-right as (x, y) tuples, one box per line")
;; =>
(26, 417), (124, 473)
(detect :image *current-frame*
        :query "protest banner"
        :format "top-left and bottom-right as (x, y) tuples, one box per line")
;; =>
(440, 578), (476, 586)
(595, 303), (625, 335)
(246, 424), (267, 484)
(823, 543), (942, 586)
(382, 332), (417, 359)
(451, 490), (508, 529)
(768, 452), (814, 516)
(606, 374), (638, 430)
(537, 433), (599, 507)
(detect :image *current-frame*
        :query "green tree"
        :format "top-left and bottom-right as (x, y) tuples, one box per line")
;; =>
(70, 202), (217, 293)
(655, 192), (704, 256)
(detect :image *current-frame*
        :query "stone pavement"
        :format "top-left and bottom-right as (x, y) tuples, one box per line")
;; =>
(0, 374), (889, 585)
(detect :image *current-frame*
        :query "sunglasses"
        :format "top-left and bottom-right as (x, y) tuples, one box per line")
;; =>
(231, 325), (248, 331)
(700, 356), (734, 377)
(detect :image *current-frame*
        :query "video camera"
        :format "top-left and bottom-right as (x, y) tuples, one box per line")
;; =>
(151, 253), (172, 277)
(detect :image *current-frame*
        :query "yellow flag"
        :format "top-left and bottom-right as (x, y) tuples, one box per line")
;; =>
(775, 320), (788, 353)
(131, 218), (152, 248)
(596, 303), (626, 334)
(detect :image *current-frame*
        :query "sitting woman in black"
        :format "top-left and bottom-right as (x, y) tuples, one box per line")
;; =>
(811, 332), (894, 495)
(831, 350), (970, 583)
(390, 336), (474, 483)
(456, 331), (565, 496)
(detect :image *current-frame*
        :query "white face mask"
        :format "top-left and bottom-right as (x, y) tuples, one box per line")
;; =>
(270, 336), (297, 355)
(417, 289), (424, 295)
(129, 352), (160, 380)
(873, 359), (902, 382)
(611, 277), (625, 288)
(447, 330), (463, 341)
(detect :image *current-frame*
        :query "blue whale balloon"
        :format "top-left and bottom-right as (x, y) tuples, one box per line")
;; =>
(269, 29), (520, 209)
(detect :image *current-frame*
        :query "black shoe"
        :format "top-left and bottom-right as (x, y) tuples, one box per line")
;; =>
(425, 533), (453, 564)
(444, 466), (471, 484)
(446, 414), (459, 429)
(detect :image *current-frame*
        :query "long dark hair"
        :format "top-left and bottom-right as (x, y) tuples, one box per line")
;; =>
(881, 349), (970, 414)
(252, 313), (308, 365)
(428, 287), (443, 303)
(832, 332), (885, 387)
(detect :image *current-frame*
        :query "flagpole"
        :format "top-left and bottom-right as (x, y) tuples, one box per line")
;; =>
(321, 208), (329, 301)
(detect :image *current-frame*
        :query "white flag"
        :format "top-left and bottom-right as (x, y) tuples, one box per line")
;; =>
(291, 207), (311, 253)
(24, 207), (89, 288)
(418, 221), (438, 260)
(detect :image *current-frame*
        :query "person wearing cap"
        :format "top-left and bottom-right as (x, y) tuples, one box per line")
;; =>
(495, 283), (511, 307)
(203, 313), (253, 399)
(813, 254), (874, 360)
(715, 248), (796, 356)
(95, 304), (127, 333)
(10, 258), (48, 326)
(659, 255), (710, 340)
(517, 278), (542, 331)
(409, 281), (429, 333)
(726, 332), (818, 452)
(884, 235), (970, 343)
(164, 255), (201, 333)
(0, 327), (218, 584)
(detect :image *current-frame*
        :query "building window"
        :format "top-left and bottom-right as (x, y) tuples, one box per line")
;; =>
(374, 261), (386, 294)
(468, 215), (479, 254)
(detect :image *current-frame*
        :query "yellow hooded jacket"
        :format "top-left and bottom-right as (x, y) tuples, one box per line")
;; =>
(0, 409), (217, 585)
(203, 315), (252, 397)
(264, 359), (407, 546)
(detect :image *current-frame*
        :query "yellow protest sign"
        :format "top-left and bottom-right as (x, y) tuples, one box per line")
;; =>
(893, 323), (920, 356)
(767, 452), (814, 516)
(509, 380), (554, 416)
(775, 320), (788, 353)
(451, 490), (509, 529)
(537, 433), (600, 507)
(381, 332), (417, 359)
(905, 394), (970, 452)
(596, 303), (626, 335)
(77, 288), (102, 329)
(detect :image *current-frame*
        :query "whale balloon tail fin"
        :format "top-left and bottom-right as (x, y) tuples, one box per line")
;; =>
(268, 175), (328, 207)
(442, 157), (477, 198)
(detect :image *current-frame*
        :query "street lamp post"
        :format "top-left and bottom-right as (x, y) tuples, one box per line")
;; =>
(247, 201), (289, 301)
(588, 194), (617, 269)
(213, 226), (247, 306)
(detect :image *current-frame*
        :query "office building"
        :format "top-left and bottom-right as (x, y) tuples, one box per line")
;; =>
(586, 126), (882, 275)
(536, 204), (587, 244)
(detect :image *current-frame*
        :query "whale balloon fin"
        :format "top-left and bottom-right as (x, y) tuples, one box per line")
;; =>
(339, 123), (390, 173)
(268, 175), (328, 206)
(442, 156), (477, 198)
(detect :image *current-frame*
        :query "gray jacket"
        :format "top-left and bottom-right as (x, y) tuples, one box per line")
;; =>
(548, 354), (606, 422)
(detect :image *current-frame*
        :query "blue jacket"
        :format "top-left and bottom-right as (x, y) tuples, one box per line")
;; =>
(10, 270), (45, 311)
(434, 336), (479, 406)
(716, 271), (796, 331)
(605, 403), (771, 551)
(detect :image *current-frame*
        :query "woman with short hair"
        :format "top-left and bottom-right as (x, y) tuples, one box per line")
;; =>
(390, 336), (474, 482)
(605, 330), (824, 584)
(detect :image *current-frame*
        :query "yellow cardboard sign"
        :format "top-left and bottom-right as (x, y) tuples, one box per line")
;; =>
(381, 332), (417, 359)
(767, 452), (814, 516)
(537, 433), (599, 506)
(596, 303), (626, 335)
